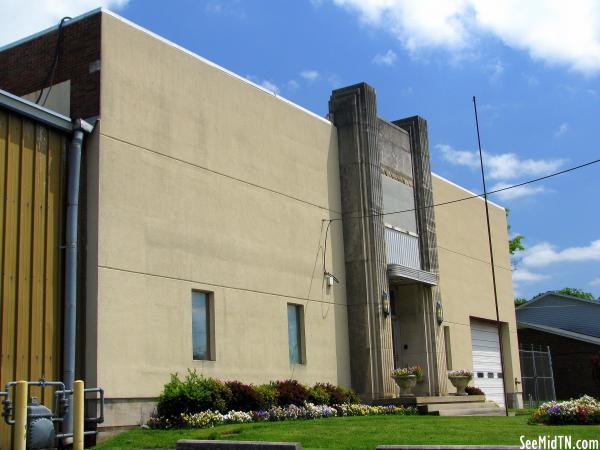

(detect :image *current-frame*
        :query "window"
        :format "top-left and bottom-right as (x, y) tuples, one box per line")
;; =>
(287, 303), (305, 364)
(192, 291), (213, 360)
(443, 326), (452, 370)
(382, 175), (418, 233)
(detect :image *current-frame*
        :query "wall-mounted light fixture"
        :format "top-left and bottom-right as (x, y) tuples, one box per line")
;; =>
(436, 301), (444, 325)
(324, 271), (339, 287)
(382, 291), (391, 317)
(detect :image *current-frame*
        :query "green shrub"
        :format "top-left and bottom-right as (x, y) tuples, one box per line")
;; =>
(225, 381), (265, 412)
(341, 387), (361, 404)
(156, 370), (232, 421)
(314, 383), (360, 405)
(274, 380), (310, 406)
(256, 383), (279, 409)
(465, 386), (484, 396)
(308, 384), (331, 405)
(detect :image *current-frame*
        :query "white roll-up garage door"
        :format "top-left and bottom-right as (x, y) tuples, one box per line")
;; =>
(470, 319), (505, 407)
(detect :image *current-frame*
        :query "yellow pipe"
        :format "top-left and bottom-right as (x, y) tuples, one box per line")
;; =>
(14, 381), (28, 450)
(73, 380), (85, 450)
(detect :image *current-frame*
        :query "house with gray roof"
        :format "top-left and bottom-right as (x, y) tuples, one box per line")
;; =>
(516, 292), (600, 399)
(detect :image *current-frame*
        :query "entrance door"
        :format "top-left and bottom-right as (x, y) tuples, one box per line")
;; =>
(470, 320), (505, 407)
(391, 316), (402, 368)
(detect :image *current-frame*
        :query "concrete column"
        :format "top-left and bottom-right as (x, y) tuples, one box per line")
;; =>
(329, 83), (395, 399)
(394, 116), (445, 396)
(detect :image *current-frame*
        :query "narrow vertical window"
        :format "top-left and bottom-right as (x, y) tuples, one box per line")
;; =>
(287, 303), (304, 364)
(444, 325), (452, 370)
(192, 291), (211, 360)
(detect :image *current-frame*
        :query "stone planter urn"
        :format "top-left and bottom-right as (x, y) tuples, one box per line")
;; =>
(393, 375), (417, 396)
(448, 376), (471, 396)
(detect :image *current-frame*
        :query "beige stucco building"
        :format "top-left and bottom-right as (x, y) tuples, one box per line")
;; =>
(0, 9), (522, 432)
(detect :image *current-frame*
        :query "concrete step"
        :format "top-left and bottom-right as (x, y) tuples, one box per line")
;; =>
(428, 402), (497, 411)
(436, 407), (505, 416)
(426, 402), (504, 416)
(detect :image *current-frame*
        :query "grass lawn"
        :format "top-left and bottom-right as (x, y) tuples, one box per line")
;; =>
(94, 415), (600, 449)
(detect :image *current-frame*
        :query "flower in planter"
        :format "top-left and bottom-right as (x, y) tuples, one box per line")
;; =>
(448, 369), (473, 379)
(392, 365), (424, 382)
(412, 365), (424, 383)
(447, 369), (473, 396)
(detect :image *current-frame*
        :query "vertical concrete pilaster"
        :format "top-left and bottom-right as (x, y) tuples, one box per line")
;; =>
(394, 116), (445, 396)
(329, 83), (395, 399)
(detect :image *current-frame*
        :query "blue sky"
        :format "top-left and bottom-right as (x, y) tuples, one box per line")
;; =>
(4, 0), (600, 299)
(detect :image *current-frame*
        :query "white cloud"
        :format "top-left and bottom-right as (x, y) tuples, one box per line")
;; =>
(486, 59), (504, 82)
(524, 74), (539, 86)
(373, 49), (398, 66)
(328, 74), (342, 87)
(205, 1), (246, 19)
(0, 0), (129, 46)
(333, 0), (473, 55)
(512, 268), (548, 283)
(521, 240), (600, 268)
(260, 80), (280, 94)
(437, 144), (566, 181)
(205, 1), (224, 14)
(300, 70), (320, 82)
(287, 80), (300, 91)
(490, 182), (546, 201)
(246, 75), (280, 94)
(590, 278), (600, 286)
(554, 122), (569, 138)
(331, 0), (600, 75)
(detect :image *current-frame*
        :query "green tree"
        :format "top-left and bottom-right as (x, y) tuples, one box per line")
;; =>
(506, 209), (525, 256)
(554, 287), (595, 300)
(531, 288), (595, 300)
(514, 297), (528, 307)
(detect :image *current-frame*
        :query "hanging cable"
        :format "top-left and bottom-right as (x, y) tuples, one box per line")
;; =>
(35, 16), (72, 106)
(322, 218), (332, 275)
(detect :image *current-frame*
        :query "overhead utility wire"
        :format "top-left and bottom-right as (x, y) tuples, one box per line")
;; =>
(321, 156), (599, 275)
(328, 157), (600, 222)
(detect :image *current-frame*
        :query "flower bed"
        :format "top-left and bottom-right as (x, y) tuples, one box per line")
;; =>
(147, 370), (417, 429)
(530, 396), (600, 425)
(148, 402), (417, 429)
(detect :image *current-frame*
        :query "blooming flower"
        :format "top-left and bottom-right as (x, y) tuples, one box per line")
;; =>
(448, 369), (473, 378)
(532, 396), (600, 425)
(166, 402), (415, 429)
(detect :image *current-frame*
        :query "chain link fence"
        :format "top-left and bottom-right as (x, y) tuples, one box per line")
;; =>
(519, 344), (556, 407)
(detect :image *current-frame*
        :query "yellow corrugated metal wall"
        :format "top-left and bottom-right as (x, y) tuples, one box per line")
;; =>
(0, 108), (66, 449)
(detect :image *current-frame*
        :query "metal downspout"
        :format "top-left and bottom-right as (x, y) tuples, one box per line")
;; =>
(63, 118), (93, 437)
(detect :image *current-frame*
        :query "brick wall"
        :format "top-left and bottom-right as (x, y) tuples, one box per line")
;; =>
(0, 12), (101, 119)
(518, 328), (600, 399)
